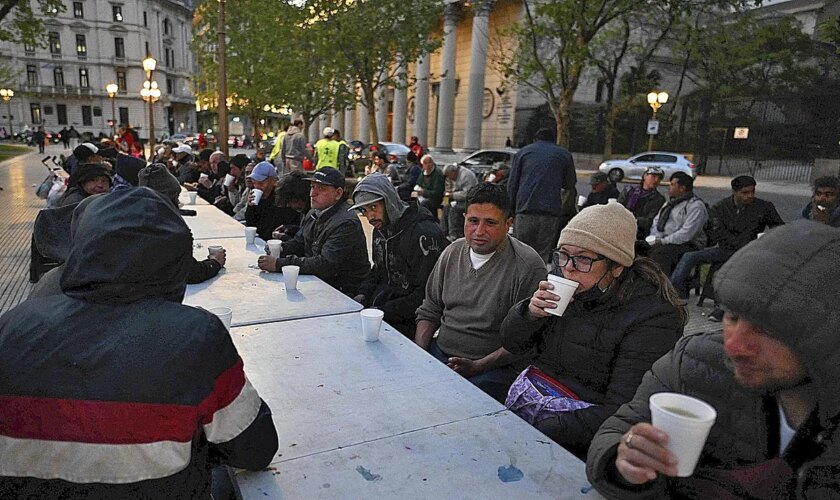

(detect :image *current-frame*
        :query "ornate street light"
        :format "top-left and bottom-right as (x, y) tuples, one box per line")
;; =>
(0, 88), (14, 137)
(646, 91), (668, 151)
(106, 83), (118, 139)
(141, 55), (158, 151)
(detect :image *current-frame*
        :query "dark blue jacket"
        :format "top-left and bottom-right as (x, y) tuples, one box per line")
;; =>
(507, 140), (576, 216)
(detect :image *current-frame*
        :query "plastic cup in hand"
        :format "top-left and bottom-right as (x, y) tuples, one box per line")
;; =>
(207, 245), (224, 258)
(244, 227), (257, 245)
(199, 173), (209, 183)
(649, 392), (717, 477)
(756, 232), (765, 239)
(608, 198), (618, 203)
(282, 265), (299, 290)
(645, 235), (657, 245)
(187, 192), (197, 205)
(544, 274), (579, 316)
(267, 239), (283, 257)
(208, 306), (233, 332)
(577, 195), (587, 206)
(251, 188), (264, 205)
(360, 309), (384, 342)
(224, 173), (236, 187)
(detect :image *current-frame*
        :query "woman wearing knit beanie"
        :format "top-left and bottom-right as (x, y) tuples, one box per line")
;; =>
(500, 201), (686, 460)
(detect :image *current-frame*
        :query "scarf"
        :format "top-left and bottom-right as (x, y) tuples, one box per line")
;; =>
(624, 185), (657, 211)
(656, 192), (694, 233)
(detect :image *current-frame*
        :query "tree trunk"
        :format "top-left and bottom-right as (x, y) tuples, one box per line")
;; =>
(363, 83), (378, 145)
(251, 109), (261, 149)
(696, 91), (713, 175)
(603, 84), (616, 157)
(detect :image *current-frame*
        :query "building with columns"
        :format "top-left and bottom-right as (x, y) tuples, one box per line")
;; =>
(0, 0), (197, 141)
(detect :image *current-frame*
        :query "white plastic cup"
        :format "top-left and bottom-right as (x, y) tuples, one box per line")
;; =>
(251, 188), (264, 205)
(224, 173), (236, 187)
(245, 227), (257, 245)
(282, 265), (300, 290)
(649, 392), (717, 477)
(608, 198), (618, 203)
(756, 232), (765, 239)
(267, 239), (283, 257)
(577, 195), (587, 206)
(207, 245), (224, 258)
(208, 306), (233, 332)
(360, 308), (384, 342)
(187, 192), (197, 205)
(645, 235), (657, 245)
(544, 274), (579, 316)
(199, 172), (209, 183)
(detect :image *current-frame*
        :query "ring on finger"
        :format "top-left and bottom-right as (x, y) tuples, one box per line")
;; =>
(625, 433), (634, 449)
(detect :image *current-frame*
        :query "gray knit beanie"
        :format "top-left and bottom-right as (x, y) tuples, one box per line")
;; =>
(558, 200), (636, 267)
(138, 163), (181, 207)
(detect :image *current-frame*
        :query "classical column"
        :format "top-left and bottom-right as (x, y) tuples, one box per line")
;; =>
(461, 0), (495, 152)
(331, 111), (342, 131)
(432, 1), (461, 153)
(413, 53), (430, 147)
(308, 119), (318, 143)
(358, 103), (370, 144)
(319, 114), (329, 138)
(344, 107), (354, 140)
(392, 62), (408, 144)
(375, 84), (388, 142)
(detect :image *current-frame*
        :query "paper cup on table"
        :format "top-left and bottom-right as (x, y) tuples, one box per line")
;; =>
(251, 188), (264, 205)
(244, 227), (257, 245)
(282, 265), (299, 290)
(187, 192), (197, 205)
(577, 195), (587, 206)
(649, 392), (717, 477)
(267, 239), (283, 257)
(645, 235), (657, 245)
(360, 309), (384, 342)
(224, 173), (236, 187)
(207, 245), (224, 258)
(208, 306), (233, 332)
(544, 274), (579, 316)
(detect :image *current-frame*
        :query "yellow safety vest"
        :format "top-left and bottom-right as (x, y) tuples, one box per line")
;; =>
(315, 138), (339, 169)
(269, 131), (286, 161)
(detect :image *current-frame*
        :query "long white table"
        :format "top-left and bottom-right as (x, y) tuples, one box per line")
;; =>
(184, 238), (362, 326)
(231, 313), (598, 498)
(182, 204), (249, 240)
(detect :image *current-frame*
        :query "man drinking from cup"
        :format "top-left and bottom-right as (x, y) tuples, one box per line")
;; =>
(501, 201), (685, 460)
(587, 220), (840, 498)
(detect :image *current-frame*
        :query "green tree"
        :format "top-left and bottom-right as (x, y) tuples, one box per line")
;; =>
(0, 0), (64, 44)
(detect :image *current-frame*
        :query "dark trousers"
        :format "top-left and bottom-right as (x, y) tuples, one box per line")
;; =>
(513, 213), (561, 263)
(670, 247), (734, 288)
(430, 339), (517, 404)
(648, 243), (695, 276)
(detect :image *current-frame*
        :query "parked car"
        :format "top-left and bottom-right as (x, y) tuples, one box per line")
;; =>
(598, 151), (696, 182)
(456, 148), (518, 179)
(352, 142), (411, 174)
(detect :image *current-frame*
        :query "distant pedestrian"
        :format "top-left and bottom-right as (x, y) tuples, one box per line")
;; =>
(68, 126), (80, 148)
(33, 126), (46, 154)
(59, 127), (70, 149)
(408, 135), (424, 159)
(505, 136), (512, 148)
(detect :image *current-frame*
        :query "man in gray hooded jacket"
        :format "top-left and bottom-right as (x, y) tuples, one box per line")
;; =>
(350, 173), (446, 338)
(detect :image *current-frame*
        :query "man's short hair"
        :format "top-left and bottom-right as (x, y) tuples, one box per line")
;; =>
(276, 170), (311, 208)
(731, 175), (756, 191)
(813, 175), (840, 192)
(420, 154), (434, 165)
(670, 171), (694, 192)
(198, 149), (214, 162)
(466, 183), (510, 217)
(443, 163), (459, 175)
(534, 128), (556, 143)
(406, 151), (418, 163)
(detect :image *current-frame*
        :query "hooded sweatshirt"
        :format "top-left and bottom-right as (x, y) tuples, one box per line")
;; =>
(280, 125), (312, 162)
(0, 188), (278, 497)
(354, 174), (447, 335)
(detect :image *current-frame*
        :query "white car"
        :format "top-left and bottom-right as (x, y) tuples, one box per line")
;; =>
(598, 152), (696, 182)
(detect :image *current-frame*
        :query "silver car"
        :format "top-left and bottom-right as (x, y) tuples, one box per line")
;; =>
(457, 148), (519, 178)
(598, 152), (696, 182)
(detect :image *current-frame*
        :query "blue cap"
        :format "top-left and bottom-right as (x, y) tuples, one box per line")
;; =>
(247, 161), (277, 182)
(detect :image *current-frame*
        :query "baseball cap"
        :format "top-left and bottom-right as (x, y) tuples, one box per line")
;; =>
(247, 161), (277, 182)
(323, 127), (335, 138)
(172, 144), (192, 155)
(590, 171), (609, 185)
(306, 167), (345, 188)
(645, 166), (664, 177)
(349, 191), (384, 211)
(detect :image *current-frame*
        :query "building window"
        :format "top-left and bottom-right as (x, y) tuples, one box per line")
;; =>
(81, 105), (92, 126)
(44, 105), (53, 115)
(26, 65), (38, 86)
(119, 107), (129, 126)
(112, 5), (123, 22)
(73, 2), (84, 18)
(163, 18), (170, 35)
(53, 67), (64, 87)
(145, 41), (149, 55)
(76, 34), (87, 58)
(57, 104), (67, 125)
(115, 37), (125, 59)
(116, 71), (127, 92)
(79, 68), (89, 88)
(30, 103), (42, 124)
(49, 32), (61, 55)
(93, 107), (102, 117)
(24, 42), (35, 53)
(143, 11), (147, 27)
(166, 77), (174, 94)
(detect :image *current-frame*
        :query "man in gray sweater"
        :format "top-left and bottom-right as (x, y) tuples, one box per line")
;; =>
(415, 183), (546, 402)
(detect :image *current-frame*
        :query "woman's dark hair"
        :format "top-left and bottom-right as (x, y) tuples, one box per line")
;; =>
(275, 170), (311, 211)
(466, 182), (510, 217)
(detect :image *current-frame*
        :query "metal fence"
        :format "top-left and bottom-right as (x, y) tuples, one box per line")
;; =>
(703, 158), (813, 183)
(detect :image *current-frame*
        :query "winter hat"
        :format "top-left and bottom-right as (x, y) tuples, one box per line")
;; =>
(138, 163), (181, 207)
(75, 163), (112, 187)
(558, 200), (636, 267)
(73, 143), (99, 161)
(230, 153), (250, 169)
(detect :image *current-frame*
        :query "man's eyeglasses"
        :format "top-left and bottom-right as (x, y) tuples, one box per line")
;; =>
(552, 250), (605, 273)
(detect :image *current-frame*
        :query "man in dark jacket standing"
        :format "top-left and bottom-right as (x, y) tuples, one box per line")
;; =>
(350, 173), (446, 338)
(507, 128), (577, 262)
(0, 188), (278, 498)
(257, 167), (369, 297)
(587, 221), (840, 499)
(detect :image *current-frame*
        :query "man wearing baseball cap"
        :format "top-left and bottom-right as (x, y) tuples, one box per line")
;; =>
(243, 161), (286, 240)
(257, 167), (369, 296)
(618, 167), (666, 240)
(581, 171), (620, 209)
(350, 173), (446, 338)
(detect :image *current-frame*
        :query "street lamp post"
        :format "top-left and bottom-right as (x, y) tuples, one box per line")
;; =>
(142, 55), (158, 151)
(646, 90), (668, 151)
(0, 88), (14, 138)
(105, 83), (118, 139)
